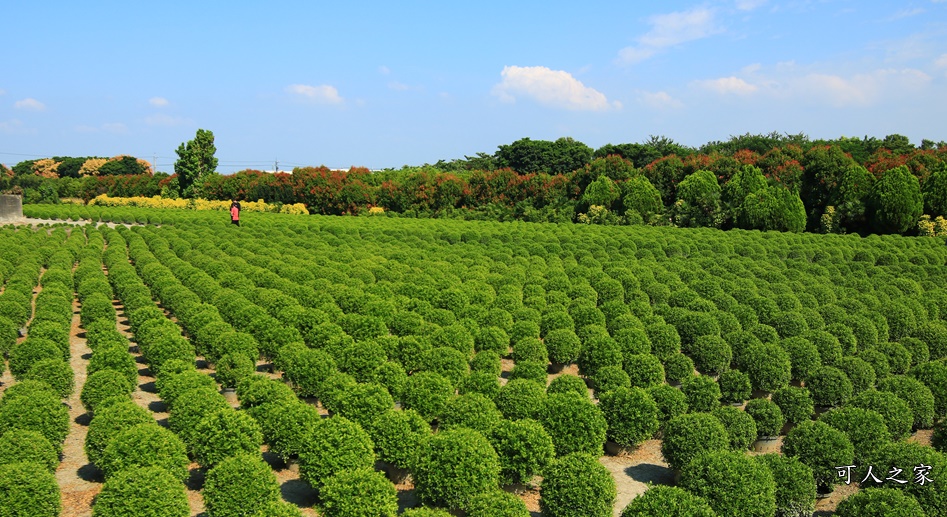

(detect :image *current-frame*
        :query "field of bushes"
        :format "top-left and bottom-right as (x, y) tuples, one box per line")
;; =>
(2, 204), (947, 516)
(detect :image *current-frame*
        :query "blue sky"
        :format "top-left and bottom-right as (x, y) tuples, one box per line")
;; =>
(2, 1), (946, 173)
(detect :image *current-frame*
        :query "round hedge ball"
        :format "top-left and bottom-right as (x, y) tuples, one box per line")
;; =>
(466, 489), (530, 517)
(412, 427), (501, 510)
(646, 384), (689, 428)
(495, 379), (546, 421)
(191, 408), (264, 468)
(599, 387), (659, 448)
(320, 467), (398, 517)
(332, 382), (395, 430)
(806, 366), (853, 408)
(23, 358), (74, 399)
(540, 393), (607, 457)
(590, 365), (631, 395)
(401, 371), (455, 423)
(487, 418), (555, 485)
(546, 374), (588, 398)
(98, 423), (189, 481)
(619, 485), (715, 516)
(368, 408), (431, 470)
(439, 392), (502, 435)
(661, 413), (729, 472)
(0, 429), (58, 473)
(624, 354), (665, 389)
(298, 416), (375, 491)
(771, 386), (814, 425)
(745, 398), (786, 438)
(834, 488), (924, 517)
(203, 453), (281, 517)
(540, 453), (616, 517)
(254, 400), (321, 462)
(156, 370), (218, 411)
(80, 369), (134, 414)
(878, 375), (936, 430)
(91, 465), (189, 517)
(680, 450), (777, 517)
(544, 328), (582, 365)
(681, 375), (721, 413)
(8, 337), (62, 379)
(711, 406), (757, 451)
(847, 389), (914, 441)
(718, 368), (752, 404)
(84, 399), (156, 467)
(0, 461), (61, 517)
(781, 420), (854, 490)
(757, 453), (816, 517)
(215, 352), (256, 389)
(0, 389), (70, 454)
(662, 353), (695, 384)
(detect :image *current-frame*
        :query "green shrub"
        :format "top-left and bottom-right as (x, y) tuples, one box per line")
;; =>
(758, 453), (816, 517)
(546, 374), (587, 398)
(711, 406), (757, 451)
(236, 375), (297, 412)
(191, 408), (264, 468)
(0, 462), (61, 517)
(141, 334), (195, 378)
(901, 337), (929, 366)
(718, 369), (752, 404)
(167, 387), (231, 446)
(84, 399), (155, 467)
(80, 369), (134, 414)
(681, 375), (721, 413)
(540, 453), (616, 517)
(880, 342), (913, 375)
(619, 485), (715, 516)
(474, 326), (510, 356)
(402, 371), (455, 423)
(495, 379), (546, 421)
(909, 359), (947, 418)
(511, 338), (547, 364)
(465, 489), (530, 517)
(646, 384), (688, 428)
(253, 401), (320, 462)
(215, 352), (256, 389)
(685, 335), (732, 376)
(624, 354), (665, 389)
(662, 353), (695, 384)
(203, 453), (281, 517)
(99, 423), (189, 481)
(157, 369), (218, 410)
(819, 406), (888, 465)
(848, 389), (914, 441)
(742, 344), (792, 393)
(781, 420), (854, 490)
(646, 323), (681, 360)
(509, 360), (547, 386)
(419, 347), (470, 387)
(400, 509), (452, 517)
(87, 343), (138, 390)
(368, 408), (430, 470)
(283, 347), (337, 398)
(680, 450), (776, 517)
(540, 393), (607, 456)
(440, 392), (501, 434)
(590, 364), (630, 395)
(320, 467), (398, 517)
(772, 386), (814, 425)
(0, 390), (70, 454)
(81, 292), (117, 327)
(0, 430), (58, 473)
(599, 387), (659, 448)
(22, 358), (74, 398)
(413, 427), (500, 509)
(373, 361), (408, 400)
(807, 366), (853, 408)
(91, 465), (189, 517)
(458, 371), (501, 400)
(298, 416), (375, 490)
(834, 356), (876, 395)
(745, 398), (785, 438)
(8, 338), (61, 379)
(577, 335), (623, 378)
(878, 375), (936, 429)
(661, 412), (729, 471)
(249, 501), (304, 517)
(338, 340), (387, 383)
(470, 350), (502, 377)
(873, 441), (947, 515)
(0, 316), (17, 356)
(487, 418), (554, 485)
(780, 337), (821, 382)
(834, 488), (924, 517)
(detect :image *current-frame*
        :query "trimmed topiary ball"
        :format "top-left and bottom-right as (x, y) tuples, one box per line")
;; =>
(662, 353), (695, 384)
(711, 406), (757, 451)
(758, 453), (816, 517)
(508, 361), (548, 386)
(91, 465), (189, 517)
(835, 356), (876, 395)
(254, 400), (320, 462)
(368, 408), (431, 470)
(624, 354), (665, 389)
(661, 412), (729, 471)
(873, 441), (947, 515)
(590, 365), (630, 395)
(680, 450), (777, 517)
(619, 485), (715, 516)
(495, 379), (546, 421)
(545, 329), (581, 366)
(745, 398), (785, 438)
(540, 392), (607, 457)
(879, 375), (936, 430)
(86, 342), (138, 390)
(646, 384), (688, 428)
(546, 374), (587, 398)
(236, 375), (297, 413)
(685, 335), (732, 376)
(413, 427), (500, 510)
(84, 399), (155, 467)
(718, 369), (752, 404)
(23, 358), (74, 398)
(320, 467), (398, 517)
(167, 387), (231, 447)
(98, 423), (189, 481)
(742, 344), (792, 393)
(215, 352), (256, 389)
(203, 453), (281, 517)
(780, 336), (821, 382)
(298, 416), (375, 491)
(599, 387), (659, 448)
(0, 429), (58, 473)
(848, 389), (914, 441)
(772, 386), (814, 425)
(782, 420), (854, 491)
(470, 351), (502, 377)
(807, 365), (853, 408)
(440, 392), (501, 434)
(191, 408), (264, 468)
(0, 389), (70, 454)
(465, 490), (530, 517)
(0, 461), (61, 517)
(8, 338), (61, 379)
(81, 369), (134, 414)
(540, 453), (616, 517)
(819, 406), (888, 465)
(681, 374), (721, 413)
(402, 371), (455, 423)
(487, 418), (554, 485)
(333, 382), (394, 430)
(834, 487), (924, 517)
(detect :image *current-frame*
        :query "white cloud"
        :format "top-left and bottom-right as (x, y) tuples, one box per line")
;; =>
(936, 54), (947, 68)
(889, 8), (925, 20)
(149, 97), (169, 107)
(491, 65), (619, 111)
(638, 91), (684, 110)
(694, 76), (759, 95)
(145, 113), (192, 126)
(735, 0), (767, 10)
(378, 65), (390, 75)
(14, 98), (45, 111)
(619, 7), (722, 64)
(286, 84), (344, 105)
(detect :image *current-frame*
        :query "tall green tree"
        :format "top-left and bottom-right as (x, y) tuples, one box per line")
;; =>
(869, 165), (923, 234)
(174, 129), (218, 198)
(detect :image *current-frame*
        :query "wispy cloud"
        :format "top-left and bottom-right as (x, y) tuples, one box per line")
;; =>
(935, 54), (947, 68)
(388, 81), (411, 91)
(735, 0), (767, 11)
(378, 65), (390, 75)
(637, 91), (684, 110)
(149, 97), (169, 107)
(286, 84), (344, 105)
(14, 98), (45, 111)
(888, 7), (925, 20)
(619, 7), (722, 64)
(693, 76), (758, 95)
(492, 65), (620, 111)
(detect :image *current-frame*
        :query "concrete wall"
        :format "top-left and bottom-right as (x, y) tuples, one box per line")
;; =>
(0, 195), (23, 222)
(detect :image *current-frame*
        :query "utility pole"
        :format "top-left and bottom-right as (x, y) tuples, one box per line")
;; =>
(153, 153), (157, 174)
(275, 158), (279, 173)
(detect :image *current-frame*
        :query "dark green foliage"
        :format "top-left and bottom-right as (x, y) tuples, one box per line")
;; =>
(157, 369), (217, 410)
(547, 374), (588, 398)
(495, 379), (546, 421)
(848, 389), (914, 441)
(711, 406), (757, 451)
(599, 387), (659, 448)
(0, 390), (70, 454)
(465, 490), (530, 517)
(619, 485), (715, 516)
(0, 430), (58, 473)
(673, 170), (724, 228)
(782, 420), (854, 490)
(591, 364), (630, 394)
(540, 393), (607, 456)
(661, 412), (729, 471)
(680, 450), (777, 517)
(772, 386), (814, 425)
(686, 334), (732, 376)
(402, 371), (455, 423)
(868, 165), (923, 234)
(320, 467), (398, 517)
(646, 323), (681, 361)
(0, 316), (17, 356)
(880, 342), (913, 375)
(215, 352), (256, 389)
(834, 488), (924, 517)
(413, 428), (501, 510)
(298, 416), (375, 490)
(662, 353), (695, 384)
(191, 408), (263, 468)
(99, 423), (189, 481)
(23, 358), (74, 398)
(369, 408), (430, 469)
(254, 401), (320, 462)
(487, 418), (555, 485)
(646, 384), (689, 427)
(916, 322), (947, 361)
(203, 454), (281, 517)
(718, 369), (752, 404)
(540, 453), (616, 517)
(819, 406), (888, 465)
(835, 356), (876, 395)
(577, 334), (623, 378)
(167, 387), (230, 446)
(84, 399), (155, 467)
(780, 337), (820, 382)
(624, 354), (665, 388)
(807, 366), (853, 408)
(878, 375), (935, 429)
(745, 398), (785, 438)
(742, 343), (792, 393)
(91, 465), (190, 517)
(757, 453), (817, 517)
(0, 462), (61, 517)
(8, 338), (61, 379)
(873, 441), (947, 516)
(681, 375), (721, 413)
(910, 360), (947, 418)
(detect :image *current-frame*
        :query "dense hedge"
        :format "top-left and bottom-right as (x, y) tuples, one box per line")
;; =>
(0, 430), (59, 473)
(0, 462), (61, 517)
(540, 393), (607, 456)
(319, 467), (398, 517)
(191, 408), (264, 468)
(412, 427), (501, 509)
(487, 418), (555, 485)
(0, 389), (70, 454)
(680, 450), (777, 517)
(758, 453), (817, 517)
(298, 416), (375, 490)
(661, 412), (729, 471)
(84, 399), (156, 467)
(782, 420), (854, 491)
(98, 423), (189, 481)
(540, 453), (616, 517)
(91, 465), (189, 517)
(203, 454), (282, 517)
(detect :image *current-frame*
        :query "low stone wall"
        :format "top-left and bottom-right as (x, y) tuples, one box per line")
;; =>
(0, 195), (23, 222)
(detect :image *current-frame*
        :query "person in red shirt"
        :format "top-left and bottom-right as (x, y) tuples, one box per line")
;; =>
(230, 199), (241, 226)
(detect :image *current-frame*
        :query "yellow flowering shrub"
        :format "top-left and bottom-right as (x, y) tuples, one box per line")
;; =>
(88, 195), (307, 215)
(368, 206), (385, 215)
